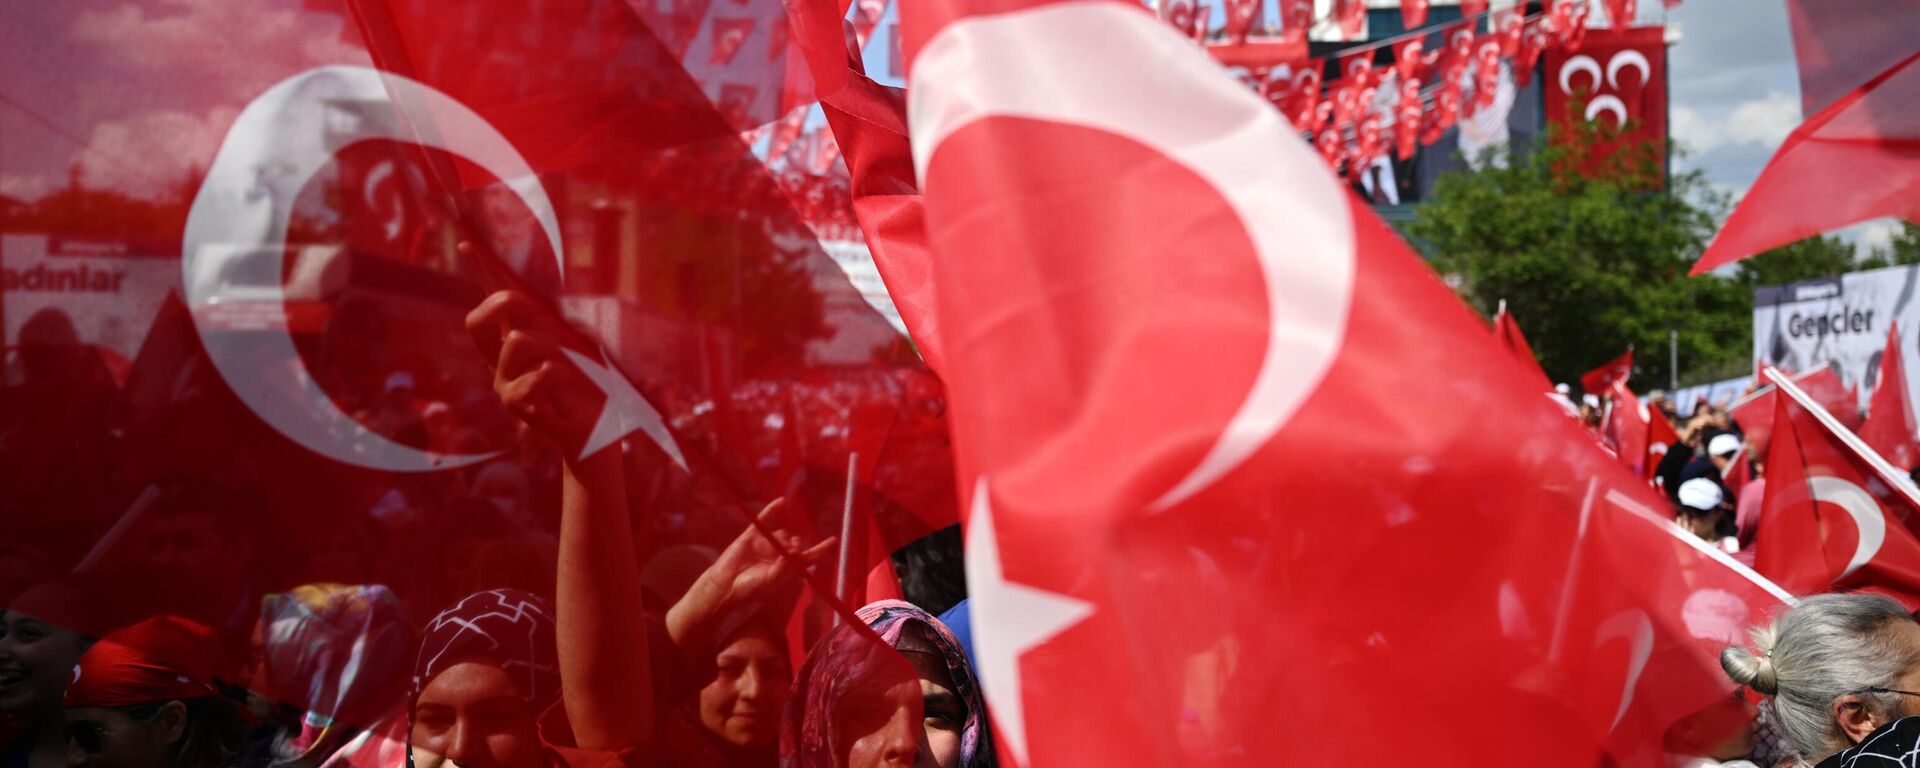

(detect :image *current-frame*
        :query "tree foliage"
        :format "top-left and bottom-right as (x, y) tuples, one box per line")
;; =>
(1406, 122), (1744, 390)
(1408, 121), (1918, 391)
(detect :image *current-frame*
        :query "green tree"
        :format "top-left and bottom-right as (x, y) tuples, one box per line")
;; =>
(1862, 222), (1920, 269)
(1734, 234), (1859, 288)
(1405, 120), (1749, 391)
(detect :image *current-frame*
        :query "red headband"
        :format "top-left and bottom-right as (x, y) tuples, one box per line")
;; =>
(65, 616), (221, 708)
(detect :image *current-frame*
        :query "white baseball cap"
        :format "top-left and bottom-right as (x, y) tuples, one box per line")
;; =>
(1678, 478), (1725, 511)
(1708, 433), (1742, 458)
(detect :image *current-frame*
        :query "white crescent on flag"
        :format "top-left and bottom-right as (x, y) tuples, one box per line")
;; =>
(908, 1), (1356, 513)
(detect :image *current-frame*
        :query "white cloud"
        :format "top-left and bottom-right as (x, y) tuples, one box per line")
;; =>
(1671, 90), (1800, 156)
(0, 173), (60, 202)
(72, 0), (361, 105)
(1844, 218), (1904, 255)
(72, 107), (239, 200)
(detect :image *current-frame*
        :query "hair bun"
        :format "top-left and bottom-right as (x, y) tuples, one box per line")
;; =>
(1721, 626), (1780, 695)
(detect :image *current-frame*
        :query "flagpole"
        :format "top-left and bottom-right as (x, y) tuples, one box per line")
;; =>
(1670, 330), (1679, 391)
(835, 451), (860, 624)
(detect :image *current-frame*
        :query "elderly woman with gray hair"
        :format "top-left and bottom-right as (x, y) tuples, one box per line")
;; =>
(1722, 593), (1920, 767)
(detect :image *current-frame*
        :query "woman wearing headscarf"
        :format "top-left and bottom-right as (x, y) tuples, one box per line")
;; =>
(247, 584), (414, 768)
(782, 601), (990, 768)
(63, 616), (250, 768)
(409, 589), (723, 768)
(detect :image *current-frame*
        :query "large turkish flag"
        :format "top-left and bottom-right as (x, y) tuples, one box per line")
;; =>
(2, 0), (947, 761)
(888, 0), (1788, 765)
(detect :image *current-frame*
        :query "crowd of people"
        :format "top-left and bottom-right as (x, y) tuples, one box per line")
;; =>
(0, 291), (986, 768)
(14, 288), (1920, 768)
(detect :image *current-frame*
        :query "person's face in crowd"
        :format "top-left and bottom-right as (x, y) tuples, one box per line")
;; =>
(1677, 509), (1721, 542)
(409, 658), (545, 768)
(1877, 620), (1920, 722)
(64, 701), (187, 768)
(141, 510), (244, 602)
(472, 466), (531, 528)
(696, 628), (790, 749)
(1835, 619), (1920, 745)
(1709, 452), (1734, 471)
(838, 650), (966, 768)
(0, 611), (89, 717)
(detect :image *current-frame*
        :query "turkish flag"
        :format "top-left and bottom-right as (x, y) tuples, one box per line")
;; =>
(894, 1), (1787, 764)
(1754, 369), (1920, 609)
(4, 0), (949, 759)
(1730, 362), (1862, 462)
(1691, 63), (1920, 272)
(1582, 348), (1634, 394)
(1863, 323), (1920, 471)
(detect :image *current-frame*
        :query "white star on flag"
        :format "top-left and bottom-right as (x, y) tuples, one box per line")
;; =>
(963, 478), (1094, 767)
(559, 347), (687, 469)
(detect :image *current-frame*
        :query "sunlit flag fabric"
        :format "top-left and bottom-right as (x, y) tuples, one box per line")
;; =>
(1861, 323), (1920, 472)
(1754, 370), (1920, 610)
(0, 0), (949, 751)
(888, 0), (1790, 764)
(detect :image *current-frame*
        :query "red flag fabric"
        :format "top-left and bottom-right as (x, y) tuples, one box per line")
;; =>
(1491, 303), (1552, 391)
(1606, 381), (1653, 478)
(1582, 348), (1635, 394)
(1782, 0), (1920, 118)
(1689, 51), (1920, 274)
(5, 2), (954, 764)
(1721, 445), (1750, 501)
(1795, 364), (1864, 429)
(1604, 0), (1638, 28)
(1863, 323), (1920, 471)
(1754, 370), (1920, 609)
(1333, 0), (1368, 37)
(895, 1), (1788, 764)
(1649, 406), (1682, 482)
(782, 0), (951, 372)
(1401, 0), (1430, 30)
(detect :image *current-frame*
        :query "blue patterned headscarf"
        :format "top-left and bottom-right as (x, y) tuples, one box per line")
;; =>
(782, 599), (992, 768)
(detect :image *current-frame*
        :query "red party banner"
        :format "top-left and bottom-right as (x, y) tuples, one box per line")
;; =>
(1543, 25), (1668, 177)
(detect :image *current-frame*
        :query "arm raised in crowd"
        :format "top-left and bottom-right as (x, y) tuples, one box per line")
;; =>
(467, 290), (654, 751)
(666, 498), (836, 657)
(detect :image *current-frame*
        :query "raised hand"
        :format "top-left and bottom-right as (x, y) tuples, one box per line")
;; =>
(466, 290), (599, 457)
(668, 498), (836, 653)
